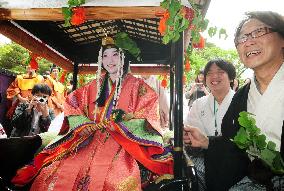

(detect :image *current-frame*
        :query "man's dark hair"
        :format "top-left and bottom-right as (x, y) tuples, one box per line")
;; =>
(50, 65), (61, 73)
(204, 58), (236, 88)
(32, 83), (52, 96)
(234, 11), (284, 46)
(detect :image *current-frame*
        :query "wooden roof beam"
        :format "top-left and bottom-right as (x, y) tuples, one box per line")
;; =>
(0, 7), (165, 21)
(0, 21), (74, 71)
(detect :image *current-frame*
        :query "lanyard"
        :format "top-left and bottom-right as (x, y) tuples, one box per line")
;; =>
(214, 98), (218, 136)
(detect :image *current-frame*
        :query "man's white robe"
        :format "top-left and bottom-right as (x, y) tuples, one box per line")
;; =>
(185, 89), (235, 136)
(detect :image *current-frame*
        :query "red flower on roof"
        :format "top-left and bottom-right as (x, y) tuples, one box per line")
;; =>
(71, 7), (86, 26)
(184, 59), (191, 72)
(184, 7), (195, 23)
(161, 75), (168, 88)
(158, 11), (170, 36)
(193, 35), (205, 49)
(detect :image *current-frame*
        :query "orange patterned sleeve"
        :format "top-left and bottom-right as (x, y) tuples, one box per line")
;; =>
(6, 77), (21, 100)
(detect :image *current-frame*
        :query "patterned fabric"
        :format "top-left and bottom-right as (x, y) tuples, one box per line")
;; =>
(186, 147), (206, 191)
(191, 157), (206, 191)
(12, 74), (173, 191)
(230, 176), (284, 191)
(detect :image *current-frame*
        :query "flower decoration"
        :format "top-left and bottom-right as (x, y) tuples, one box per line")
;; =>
(159, 0), (191, 44)
(62, 0), (86, 27)
(159, 0), (227, 86)
(183, 75), (187, 84)
(71, 7), (86, 26)
(159, 0), (209, 46)
(184, 58), (191, 72)
(161, 75), (168, 88)
(193, 35), (205, 49)
(158, 11), (170, 35)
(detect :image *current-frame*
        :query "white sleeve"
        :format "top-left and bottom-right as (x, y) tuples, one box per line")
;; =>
(184, 100), (202, 128)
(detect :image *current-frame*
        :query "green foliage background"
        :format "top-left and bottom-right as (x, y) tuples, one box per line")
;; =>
(0, 42), (53, 75)
(0, 40), (247, 87)
(185, 42), (246, 85)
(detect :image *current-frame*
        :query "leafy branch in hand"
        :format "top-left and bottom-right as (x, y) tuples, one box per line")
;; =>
(232, 111), (284, 174)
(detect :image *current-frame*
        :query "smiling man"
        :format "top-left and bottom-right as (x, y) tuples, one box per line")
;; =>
(184, 59), (236, 137)
(184, 11), (284, 190)
(184, 59), (236, 190)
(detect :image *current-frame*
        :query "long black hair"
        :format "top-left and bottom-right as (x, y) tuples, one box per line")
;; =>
(96, 47), (130, 107)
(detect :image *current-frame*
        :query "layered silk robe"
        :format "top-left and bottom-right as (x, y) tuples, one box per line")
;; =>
(12, 74), (173, 191)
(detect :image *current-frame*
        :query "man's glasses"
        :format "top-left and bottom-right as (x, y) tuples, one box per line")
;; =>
(235, 27), (275, 46)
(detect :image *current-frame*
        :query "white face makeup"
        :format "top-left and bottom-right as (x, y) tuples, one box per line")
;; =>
(102, 48), (120, 76)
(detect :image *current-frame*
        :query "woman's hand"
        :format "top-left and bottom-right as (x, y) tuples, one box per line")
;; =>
(184, 125), (209, 149)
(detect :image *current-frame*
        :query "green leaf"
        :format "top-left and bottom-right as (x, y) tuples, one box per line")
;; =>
(200, 19), (209, 32)
(169, 0), (181, 15)
(179, 18), (189, 32)
(219, 28), (228, 40)
(62, 7), (72, 27)
(114, 32), (142, 61)
(238, 112), (251, 128)
(172, 33), (180, 42)
(62, 7), (72, 17)
(162, 35), (170, 44)
(191, 30), (200, 44)
(272, 152), (284, 174)
(267, 141), (276, 151)
(255, 134), (266, 149)
(79, 0), (86, 5)
(260, 148), (276, 167)
(160, 0), (169, 9)
(233, 127), (249, 149)
(208, 27), (217, 38)
(68, 0), (77, 7)
(174, 18), (180, 29)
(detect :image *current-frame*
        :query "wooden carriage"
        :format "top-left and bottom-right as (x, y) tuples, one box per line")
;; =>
(0, 1), (211, 190)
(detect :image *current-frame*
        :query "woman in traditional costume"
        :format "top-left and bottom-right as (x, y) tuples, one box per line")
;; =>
(11, 36), (173, 191)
